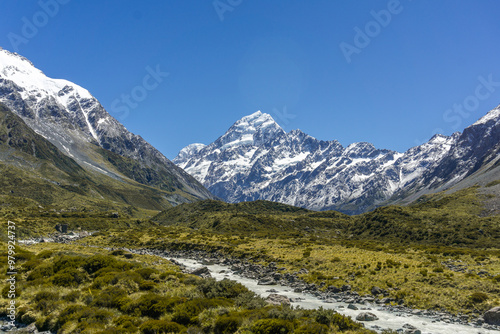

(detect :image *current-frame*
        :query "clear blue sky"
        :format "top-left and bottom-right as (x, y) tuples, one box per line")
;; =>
(1, 1), (500, 159)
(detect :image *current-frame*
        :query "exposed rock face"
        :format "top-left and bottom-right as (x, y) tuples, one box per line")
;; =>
(484, 307), (500, 325)
(175, 106), (500, 214)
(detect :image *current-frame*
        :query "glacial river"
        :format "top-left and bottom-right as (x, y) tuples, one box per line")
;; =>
(173, 257), (500, 334)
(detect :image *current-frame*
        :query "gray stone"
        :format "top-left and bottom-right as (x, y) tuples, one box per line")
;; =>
(190, 266), (211, 278)
(265, 294), (291, 306)
(258, 277), (277, 285)
(347, 303), (358, 310)
(355, 312), (379, 321)
(484, 306), (500, 325)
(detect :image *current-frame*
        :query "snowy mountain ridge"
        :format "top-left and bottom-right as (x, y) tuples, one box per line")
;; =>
(0, 48), (213, 203)
(175, 105), (500, 214)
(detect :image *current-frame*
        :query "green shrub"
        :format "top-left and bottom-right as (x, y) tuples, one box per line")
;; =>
(198, 278), (248, 299)
(52, 268), (86, 287)
(294, 323), (328, 334)
(139, 281), (157, 291)
(34, 291), (59, 302)
(171, 311), (192, 326)
(63, 290), (80, 302)
(123, 294), (184, 318)
(135, 267), (159, 280)
(175, 298), (232, 318)
(37, 250), (54, 259)
(213, 315), (241, 334)
(140, 320), (185, 334)
(250, 319), (293, 334)
(57, 305), (112, 329)
(235, 292), (266, 309)
(470, 292), (489, 303)
(84, 255), (119, 274)
(27, 264), (54, 281)
(53, 255), (85, 273)
(92, 287), (129, 309)
(33, 291), (60, 315)
(330, 312), (361, 330)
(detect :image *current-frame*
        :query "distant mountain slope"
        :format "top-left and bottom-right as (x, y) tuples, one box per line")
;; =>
(0, 103), (199, 210)
(152, 187), (500, 248)
(0, 48), (214, 204)
(175, 106), (500, 214)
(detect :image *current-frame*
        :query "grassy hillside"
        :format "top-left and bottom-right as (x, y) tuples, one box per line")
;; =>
(0, 103), (201, 212)
(350, 187), (500, 248)
(152, 199), (349, 235)
(152, 187), (500, 249)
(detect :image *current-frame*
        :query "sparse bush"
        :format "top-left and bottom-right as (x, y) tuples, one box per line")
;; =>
(27, 264), (53, 281)
(135, 267), (159, 280)
(92, 287), (129, 309)
(123, 294), (184, 318)
(469, 292), (488, 303)
(198, 278), (248, 299)
(294, 323), (328, 334)
(251, 318), (293, 334)
(52, 268), (86, 287)
(213, 315), (241, 334)
(140, 320), (185, 334)
(175, 298), (232, 318)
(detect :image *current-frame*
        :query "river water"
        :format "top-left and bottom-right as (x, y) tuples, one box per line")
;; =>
(173, 257), (500, 334)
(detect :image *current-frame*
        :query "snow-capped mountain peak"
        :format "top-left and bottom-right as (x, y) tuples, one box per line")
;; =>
(473, 104), (500, 126)
(0, 48), (214, 201)
(175, 105), (500, 214)
(214, 111), (284, 150)
(0, 49), (93, 105)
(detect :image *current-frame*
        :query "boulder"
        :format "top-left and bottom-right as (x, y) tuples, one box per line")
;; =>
(483, 306), (500, 325)
(257, 277), (277, 285)
(355, 312), (379, 321)
(403, 323), (421, 334)
(347, 303), (358, 310)
(15, 323), (37, 333)
(265, 294), (291, 306)
(371, 286), (385, 295)
(190, 266), (211, 278)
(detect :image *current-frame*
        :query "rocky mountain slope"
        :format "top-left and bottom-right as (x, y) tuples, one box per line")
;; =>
(0, 48), (214, 206)
(175, 106), (500, 214)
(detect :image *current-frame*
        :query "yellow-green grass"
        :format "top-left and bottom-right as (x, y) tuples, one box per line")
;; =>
(0, 241), (371, 334)
(83, 226), (500, 317)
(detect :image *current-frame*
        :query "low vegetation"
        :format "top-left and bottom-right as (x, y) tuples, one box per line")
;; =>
(0, 184), (499, 332)
(0, 243), (371, 333)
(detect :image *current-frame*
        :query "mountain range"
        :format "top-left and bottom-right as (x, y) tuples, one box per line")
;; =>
(1, 47), (498, 215)
(0, 47), (214, 210)
(175, 107), (500, 214)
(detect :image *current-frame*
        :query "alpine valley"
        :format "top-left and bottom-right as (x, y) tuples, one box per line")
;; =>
(175, 107), (500, 214)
